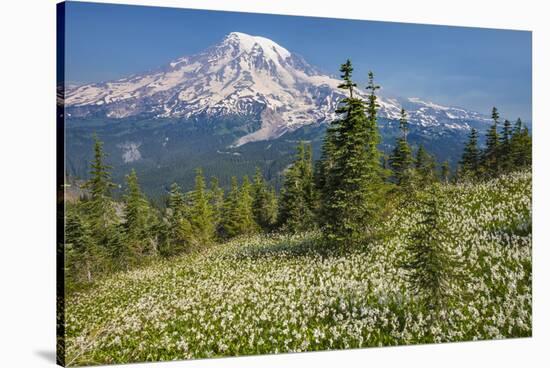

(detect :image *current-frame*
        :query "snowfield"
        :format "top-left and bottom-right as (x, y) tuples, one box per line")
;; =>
(64, 171), (531, 366)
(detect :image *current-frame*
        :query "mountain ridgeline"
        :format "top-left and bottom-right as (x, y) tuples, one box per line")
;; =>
(64, 32), (527, 198)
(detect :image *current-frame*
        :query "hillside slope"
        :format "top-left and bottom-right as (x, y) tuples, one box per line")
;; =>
(64, 171), (531, 365)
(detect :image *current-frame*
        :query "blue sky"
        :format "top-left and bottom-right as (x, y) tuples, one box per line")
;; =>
(64, 1), (532, 121)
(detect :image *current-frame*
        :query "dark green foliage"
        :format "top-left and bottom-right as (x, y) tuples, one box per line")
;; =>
(460, 128), (481, 179)
(415, 145), (437, 185)
(314, 125), (337, 196)
(106, 223), (130, 269)
(162, 182), (193, 256)
(337, 59), (357, 98)
(252, 167), (278, 231)
(190, 168), (215, 245)
(221, 177), (241, 238)
(236, 176), (259, 235)
(510, 119), (532, 169)
(208, 176), (225, 237)
(121, 169), (157, 266)
(222, 176), (258, 238)
(440, 161), (450, 184)
(499, 119), (513, 172)
(482, 107), (501, 177)
(65, 208), (103, 283)
(82, 135), (118, 245)
(460, 109), (531, 182)
(319, 63), (386, 246)
(402, 186), (458, 313)
(279, 142), (317, 233)
(365, 72), (386, 184)
(389, 108), (414, 186)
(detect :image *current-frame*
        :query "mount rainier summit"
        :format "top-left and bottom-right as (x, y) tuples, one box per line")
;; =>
(65, 32), (490, 146)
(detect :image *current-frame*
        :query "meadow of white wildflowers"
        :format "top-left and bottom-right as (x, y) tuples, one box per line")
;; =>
(64, 171), (531, 366)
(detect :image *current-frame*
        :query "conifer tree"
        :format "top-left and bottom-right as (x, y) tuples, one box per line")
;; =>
(163, 182), (192, 255)
(252, 167), (277, 231)
(389, 108), (413, 186)
(510, 119), (532, 168)
(460, 128), (481, 179)
(365, 72), (386, 185)
(499, 119), (513, 172)
(222, 176), (241, 238)
(190, 168), (215, 245)
(337, 59), (357, 98)
(510, 118), (523, 167)
(83, 135), (117, 246)
(319, 61), (385, 246)
(415, 145), (436, 185)
(208, 176), (225, 237)
(439, 160), (450, 184)
(482, 107), (501, 177)
(513, 118), (523, 137)
(279, 142), (316, 232)
(266, 187), (279, 229)
(168, 182), (185, 219)
(122, 169), (155, 265)
(364, 71), (388, 202)
(65, 208), (101, 283)
(106, 223), (128, 269)
(402, 186), (457, 314)
(315, 125), (337, 195)
(235, 176), (258, 235)
(519, 125), (532, 168)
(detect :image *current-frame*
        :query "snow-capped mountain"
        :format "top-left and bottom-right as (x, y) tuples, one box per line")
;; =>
(65, 32), (490, 146)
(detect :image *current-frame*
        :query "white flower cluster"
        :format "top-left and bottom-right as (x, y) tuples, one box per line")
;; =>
(64, 171), (531, 365)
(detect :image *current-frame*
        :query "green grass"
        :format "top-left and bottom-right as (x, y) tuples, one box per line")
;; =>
(64, 171), (532, 366)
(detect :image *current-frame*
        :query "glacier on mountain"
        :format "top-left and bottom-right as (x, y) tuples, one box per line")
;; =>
(65, 32), (490, 145)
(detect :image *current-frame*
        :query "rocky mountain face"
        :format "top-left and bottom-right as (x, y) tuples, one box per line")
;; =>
(65, 32), (490, 146)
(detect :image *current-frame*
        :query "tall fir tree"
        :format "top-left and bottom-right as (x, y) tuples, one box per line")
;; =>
(235, 176), (258, 235)
(221, 176), (258, 238)
(482, 107), (501, 177)
(315, 124), (337, 196)
(402, 186), (458, 315)
(337, 59), (357, 98)
(365, 72), (386, 184)
(460, 128), (481, 179)
(266, 187), (279, 230)
(499, 119), (513, 172)
(510, 118), (532, 168)
(190, 168), (215, 245)
(208, 176), (225, 237)
(222, 176), (241, 238)
(65, 208), (102, 283)
(122, 169), (156, 266)
(319, 61), (385, 246)
(163, 182), (192, 256)
(519, 124), (532, 168)
(415, 145), (436, 185)
(389, 108), (413, 186)
(279, 142), (316, 232)
(83, 135), (117, 246)
(252, 167), (278, 231)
